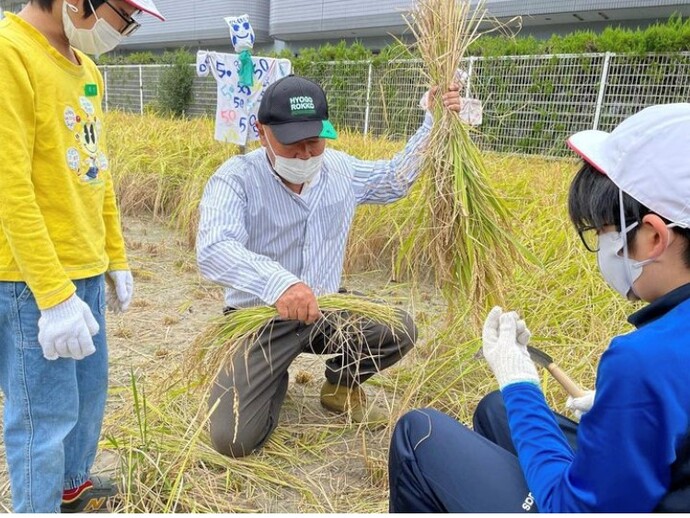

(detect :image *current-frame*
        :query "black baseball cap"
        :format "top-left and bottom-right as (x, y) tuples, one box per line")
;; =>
(258, 75), (338, 145)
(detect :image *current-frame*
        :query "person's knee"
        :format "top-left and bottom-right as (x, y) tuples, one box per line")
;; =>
(392, 408), (446, 453)
(209, 397), (276, 458)
(391, 410), (422, 463)
(208, 401), (262, 458)
(210, 422), (263, 458)
(473, 390), (504, 429)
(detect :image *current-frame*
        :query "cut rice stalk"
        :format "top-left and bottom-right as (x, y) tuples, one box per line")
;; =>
(185, 294), (411, 387)
(396, 0), (529, 319)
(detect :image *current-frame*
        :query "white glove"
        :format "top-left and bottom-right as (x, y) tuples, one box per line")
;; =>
(566, 390), (596, 420)
(515, 317), (531, 347)
(106, 270), (134, 313)
(482, 307), (539, 389)
(38, 294), (99, 361)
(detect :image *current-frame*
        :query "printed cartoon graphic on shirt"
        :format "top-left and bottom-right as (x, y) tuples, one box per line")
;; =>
(64, 97), (108, 183)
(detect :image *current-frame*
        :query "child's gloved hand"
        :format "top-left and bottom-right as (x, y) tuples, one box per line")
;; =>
(482, 307), (540, 389)
(38, 294), (99, 360)
(566, 390), (596, 420)
(106, 270), (134, 313)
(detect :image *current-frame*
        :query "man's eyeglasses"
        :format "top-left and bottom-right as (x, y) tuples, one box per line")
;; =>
(103, 0), (141, 36)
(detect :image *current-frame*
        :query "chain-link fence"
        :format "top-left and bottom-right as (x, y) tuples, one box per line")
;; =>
(101, 52), (690, 156)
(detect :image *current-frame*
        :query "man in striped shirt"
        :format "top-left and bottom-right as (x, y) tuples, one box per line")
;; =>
(197, 75), (463, 457)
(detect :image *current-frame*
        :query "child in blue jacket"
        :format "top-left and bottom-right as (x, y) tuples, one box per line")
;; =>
(388, 103), (690, 512)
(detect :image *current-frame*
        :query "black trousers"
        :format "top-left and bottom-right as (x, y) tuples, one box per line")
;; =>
(388, 391), (578, 513)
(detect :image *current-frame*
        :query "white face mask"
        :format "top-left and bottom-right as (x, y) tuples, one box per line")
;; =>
(265, 138), (323, 185)
(597, 189), (676, 300)
(597, 223), (652, 300)
(62, 1), (124, 57)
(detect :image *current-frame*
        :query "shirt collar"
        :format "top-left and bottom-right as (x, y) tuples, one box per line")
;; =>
(628, 282), (690, 328)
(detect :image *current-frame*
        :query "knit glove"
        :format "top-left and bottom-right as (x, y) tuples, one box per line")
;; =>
(106, 270), (134, 313)
(566, 390), (596, 420)
(38, 294), (99, 360)
(515, 316), (531, 348)
(482, 307), (539, 389)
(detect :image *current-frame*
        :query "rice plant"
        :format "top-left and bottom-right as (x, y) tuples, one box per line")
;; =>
(186, 294), (410, 388)
(394, 0), (529, 319)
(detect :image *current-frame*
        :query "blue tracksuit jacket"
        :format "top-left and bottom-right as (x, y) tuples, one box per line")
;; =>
(503, 283), (690, 512)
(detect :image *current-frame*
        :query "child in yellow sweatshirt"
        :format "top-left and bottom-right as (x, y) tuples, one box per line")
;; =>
(0, 0), (164, 512)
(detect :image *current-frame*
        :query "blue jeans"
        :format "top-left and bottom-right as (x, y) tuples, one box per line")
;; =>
(0, 276), (108, 512)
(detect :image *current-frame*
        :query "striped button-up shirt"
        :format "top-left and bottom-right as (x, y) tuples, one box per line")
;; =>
(197, 114), (432, 309)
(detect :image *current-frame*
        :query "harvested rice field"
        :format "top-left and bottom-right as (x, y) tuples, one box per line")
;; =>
(0, 112), (637, 512)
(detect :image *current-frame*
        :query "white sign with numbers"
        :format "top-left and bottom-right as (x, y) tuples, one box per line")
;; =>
(197, 51), (292, 146)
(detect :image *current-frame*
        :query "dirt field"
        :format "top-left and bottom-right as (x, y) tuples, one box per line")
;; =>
(1, 213), (443, 512)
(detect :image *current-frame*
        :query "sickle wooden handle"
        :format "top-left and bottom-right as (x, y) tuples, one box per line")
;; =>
(546, 363), (586, 398)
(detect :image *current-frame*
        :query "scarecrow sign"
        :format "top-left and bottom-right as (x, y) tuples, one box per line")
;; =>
(197, 15), (291, 145)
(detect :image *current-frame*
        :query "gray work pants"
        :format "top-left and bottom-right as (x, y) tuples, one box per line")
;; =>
(208, 308), (417, 457)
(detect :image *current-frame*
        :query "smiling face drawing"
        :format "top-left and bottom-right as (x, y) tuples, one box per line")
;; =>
(225, 14), (255, 52)
(64, 98), (108, 183)
(80, 120), (99, 155)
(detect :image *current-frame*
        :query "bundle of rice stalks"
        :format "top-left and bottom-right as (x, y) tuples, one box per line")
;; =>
(396, 0), (528, 318)
(185, 294), (410, 388)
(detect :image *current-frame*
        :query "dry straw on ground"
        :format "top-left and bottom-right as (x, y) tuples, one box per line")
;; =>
(74, 112), (637, 513)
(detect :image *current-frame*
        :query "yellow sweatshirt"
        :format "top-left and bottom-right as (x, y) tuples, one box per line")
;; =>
(0, 13), (128, 310)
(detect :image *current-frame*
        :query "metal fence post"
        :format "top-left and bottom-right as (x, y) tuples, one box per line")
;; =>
(138, 65), (144, 115)
(363, 61), (373, 135)
(593, 52), (613, 130)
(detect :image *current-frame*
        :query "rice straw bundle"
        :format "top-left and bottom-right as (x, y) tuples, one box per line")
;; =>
(186, 294), (410, 387)
(398, 0), (527, 317)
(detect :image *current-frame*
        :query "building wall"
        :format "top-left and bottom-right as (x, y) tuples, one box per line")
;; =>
(3, 0), (688, 53)
(269, 0), (690, 41)
(269, 0), (410, 40)
(487, 0), (690, 17)
(121, 0), (271, 51)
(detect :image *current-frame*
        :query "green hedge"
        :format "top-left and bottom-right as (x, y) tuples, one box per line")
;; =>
(98, 15), (690, 66)
(97, 16), (690, 156)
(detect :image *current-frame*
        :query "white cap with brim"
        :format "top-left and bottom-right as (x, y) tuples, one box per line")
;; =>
(125, 0), (165, 21)
(566, 103), (690, 229)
